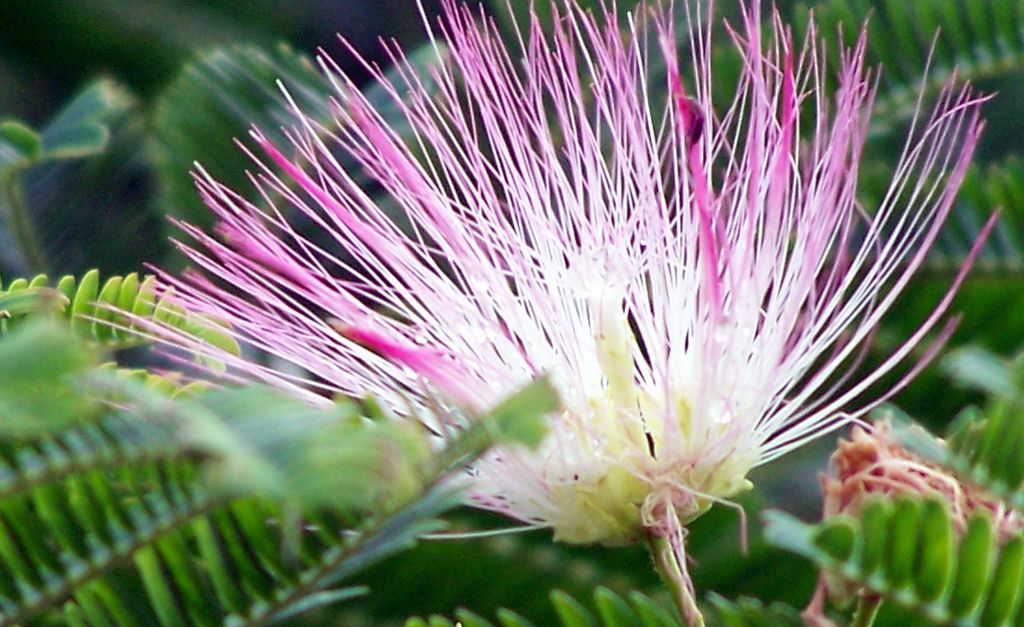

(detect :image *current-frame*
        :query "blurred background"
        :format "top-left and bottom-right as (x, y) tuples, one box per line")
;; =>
(0, 0), (1020, 624)
(0, 0), (444, 113)
(0, 0), (450, 278)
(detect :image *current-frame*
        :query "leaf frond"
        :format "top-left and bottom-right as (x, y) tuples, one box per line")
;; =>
(795, 0), (1024, 128)
(0, 363), (557, 625)
(765, 495), (1024, 625)
(0, 269), (239, 355)
(405, 587), (683, 627)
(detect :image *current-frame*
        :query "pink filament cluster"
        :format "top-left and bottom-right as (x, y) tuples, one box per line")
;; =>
(154, 1), (991, 539)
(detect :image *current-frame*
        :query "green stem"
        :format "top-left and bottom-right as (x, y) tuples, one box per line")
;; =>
(851, 594), (882, 627)
(1, 168), (48, 274)
(646, 533), (704, 627)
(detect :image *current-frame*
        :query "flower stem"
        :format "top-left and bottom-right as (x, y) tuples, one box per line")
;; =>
(851, 594), (882, 627)
(646, 533), (704, 627)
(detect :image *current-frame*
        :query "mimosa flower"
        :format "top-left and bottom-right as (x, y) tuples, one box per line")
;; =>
(151, 1), (991, 620)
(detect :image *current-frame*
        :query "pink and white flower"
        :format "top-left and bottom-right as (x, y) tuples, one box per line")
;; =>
(152, 0), (991, 618)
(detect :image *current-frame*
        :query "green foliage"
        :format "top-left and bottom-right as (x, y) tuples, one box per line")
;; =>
(942, 158), (1024, 273)
(0, 121), (42, 162)
(793, 0), (1024, 123)
(405, 586), (682, 627)
(333, 509), (660, 625)
(0, 79), (124, 169)
(5, 1), (1024, 625)
(406, 589), (802, 627)
(446, 378), (558, 458)
(941, 345), (1022, 399)
(36, 79), (124, 160)
(190, 386), (433, 512)
(0, 269), (239, 356)
(849, 156), (1024, 275)
(943, 401), (1024, 508)
(761, 348), (1024, 624)
(765, 496), (1024, 625)
(704, 595), (804, 627)
(0, 79), (140, 275)
(0, 316), (559, 626)
(786, 0), (1024, 278)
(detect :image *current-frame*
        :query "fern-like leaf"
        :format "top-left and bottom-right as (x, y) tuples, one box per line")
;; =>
(764, 495), (1024, 625)
(0, 415), (219, 624)
(409, 587), (803, 627)
(0, 269), (239, 355)
(0, 402), (422, 626)
(0, 347), (557, 627)
(405, 587), (683, 627)
(794, 0), (1024, 127)
(942, 157), (1024, 274)
(851, 156), (1024, 275)
(704, 594), (805, 627)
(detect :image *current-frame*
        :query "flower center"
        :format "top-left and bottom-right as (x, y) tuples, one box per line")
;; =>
(541, 290), (757, 546)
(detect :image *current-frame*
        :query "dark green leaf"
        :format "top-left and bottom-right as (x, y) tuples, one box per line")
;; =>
(627, 592), (678, 627)
(812, 518), (859, 564)
(948, 514), (994, 619)
(593, 586), (641, 627)
(550, 589), (597, 627)
(496, 608), (538, 627)
(41, 124), (109, 161)
(915, 499), (954, 602)
(151, 43), (333, 230)
(489, 0), (642, 36)
(455, 608), (497, 627)
(16, 78), (161, 274)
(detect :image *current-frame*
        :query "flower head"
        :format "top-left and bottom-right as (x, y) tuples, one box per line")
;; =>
(806, 420), (1021, 617)
(823, 420), (1022, 539)
(154, 0), (990, 612)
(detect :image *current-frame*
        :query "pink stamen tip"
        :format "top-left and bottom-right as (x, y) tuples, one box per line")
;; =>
(682, 98), (705, 148)
(333, 322), (405, 357)
(667, 71), (704, 148)
(333, 321), (480, 410)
